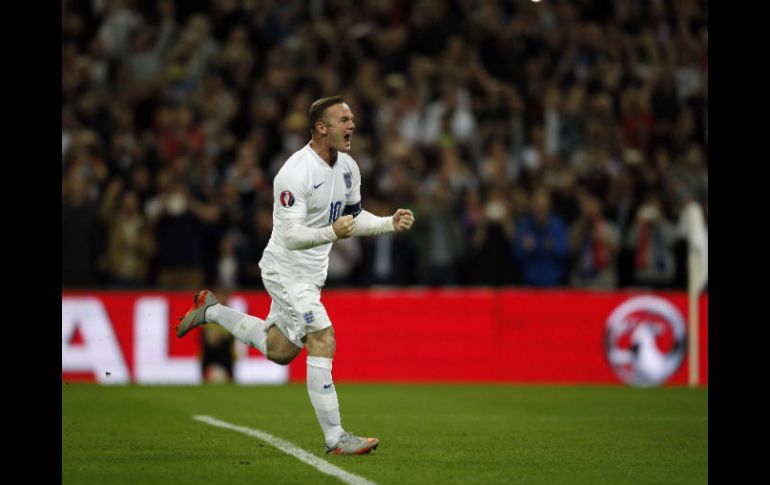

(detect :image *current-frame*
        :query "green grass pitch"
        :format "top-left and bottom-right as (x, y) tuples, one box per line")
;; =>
(62, 383), (707, 484)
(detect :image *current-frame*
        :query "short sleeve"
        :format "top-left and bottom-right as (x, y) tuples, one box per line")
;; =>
(273, 165), (310, 220)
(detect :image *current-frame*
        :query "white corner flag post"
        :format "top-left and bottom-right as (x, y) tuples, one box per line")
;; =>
(682, 201), (708, 388)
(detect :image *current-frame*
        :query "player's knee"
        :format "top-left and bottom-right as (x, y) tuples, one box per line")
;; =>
(306, 327), (335, 358)
(268, 352), (295, 366)
(319, 330), (336, 355)
(265, 326), (301, 365)
(266, 344), (299, 365)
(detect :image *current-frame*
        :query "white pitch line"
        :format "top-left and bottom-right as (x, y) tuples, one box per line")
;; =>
(193, 415), (378, 485)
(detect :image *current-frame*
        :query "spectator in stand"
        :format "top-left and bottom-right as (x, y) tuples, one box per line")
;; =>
(358, 198), (417, 287)
(559, 85), (587, 163)
(216, 232), (248, 290)
(99, 180), (156, 287)
(159, 104), (206, 163)
(467, 184), (517, 286)
(62, 173), (104, 287)
(223, 139), (267, 209)
(64, 129), (109, 188)
(625, 193), (678, 288)
(621, 86), (655, 157)
(149, 179), (208, 289)
(604, 165), (639, 287)
(513, 187), (569, 287)
(568, 192), (620, 289)
(420, 79), (478, 148)
(417, 182), (465, 286)
(96, 0), (144, 61)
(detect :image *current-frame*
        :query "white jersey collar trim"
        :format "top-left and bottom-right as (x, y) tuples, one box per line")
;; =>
(305, 143), (336, 170)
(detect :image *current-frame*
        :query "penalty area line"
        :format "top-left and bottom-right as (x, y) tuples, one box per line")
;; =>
(193, 415), (378, 485)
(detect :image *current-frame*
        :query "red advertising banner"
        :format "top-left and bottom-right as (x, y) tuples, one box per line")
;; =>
(62, 289), (708, 386)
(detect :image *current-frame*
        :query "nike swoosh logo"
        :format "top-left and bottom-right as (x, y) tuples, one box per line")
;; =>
(323, 383), (333, 389)
(314, 182), (324, 189)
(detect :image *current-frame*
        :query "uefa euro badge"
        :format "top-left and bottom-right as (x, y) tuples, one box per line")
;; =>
(280, 190), (295, 208)
(344, 172), (352, 189)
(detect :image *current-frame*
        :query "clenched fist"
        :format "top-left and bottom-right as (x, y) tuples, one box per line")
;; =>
(392, 208), (415, 232)
(332, 214), (356, 239)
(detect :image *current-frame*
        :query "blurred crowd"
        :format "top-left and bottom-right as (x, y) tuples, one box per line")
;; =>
(62, 0), (707, 290)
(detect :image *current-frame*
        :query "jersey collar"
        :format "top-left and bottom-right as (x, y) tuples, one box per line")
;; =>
(305, 143), (337, 170)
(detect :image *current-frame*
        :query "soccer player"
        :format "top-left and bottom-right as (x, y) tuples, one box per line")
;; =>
(176, 95), (415, 455)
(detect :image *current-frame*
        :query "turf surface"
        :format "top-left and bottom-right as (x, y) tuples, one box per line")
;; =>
(62, 383), (707, 484)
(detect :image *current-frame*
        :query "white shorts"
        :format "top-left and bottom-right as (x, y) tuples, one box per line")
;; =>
(261, 272), (332, 348)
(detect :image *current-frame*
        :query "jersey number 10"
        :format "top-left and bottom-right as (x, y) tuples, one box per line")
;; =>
(329, 201), (342, 223)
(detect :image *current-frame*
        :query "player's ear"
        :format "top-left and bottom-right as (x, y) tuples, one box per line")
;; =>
(315, 121), (327, 135)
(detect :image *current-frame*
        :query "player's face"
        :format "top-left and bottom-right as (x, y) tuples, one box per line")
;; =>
(323, 103), (356, 153)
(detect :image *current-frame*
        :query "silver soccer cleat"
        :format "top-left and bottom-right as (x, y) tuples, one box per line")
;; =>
(325, 431), (379, 455)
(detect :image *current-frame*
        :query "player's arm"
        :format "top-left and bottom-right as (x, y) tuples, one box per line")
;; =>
(350, 208), (415, 236)
(278, 215), (358, 250)
(341, 158), (414, 237)
(278, 219), (337, 250)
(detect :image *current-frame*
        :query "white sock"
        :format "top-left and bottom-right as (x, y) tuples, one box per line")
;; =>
(205, 304), (268, 356)
(307, 356), (344, 448)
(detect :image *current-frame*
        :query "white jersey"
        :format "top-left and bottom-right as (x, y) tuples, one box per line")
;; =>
(259, 143), (362, 286)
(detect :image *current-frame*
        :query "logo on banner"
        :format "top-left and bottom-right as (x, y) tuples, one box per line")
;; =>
(604, 296), (686, 387)
(280, 190), (295, 208)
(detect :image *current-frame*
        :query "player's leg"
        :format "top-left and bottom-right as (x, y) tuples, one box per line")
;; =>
(176, 290), (271, 358)
(264, 324), (301, 365)
(304, 326), (343, 448)
(305, 326), (379, 455)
